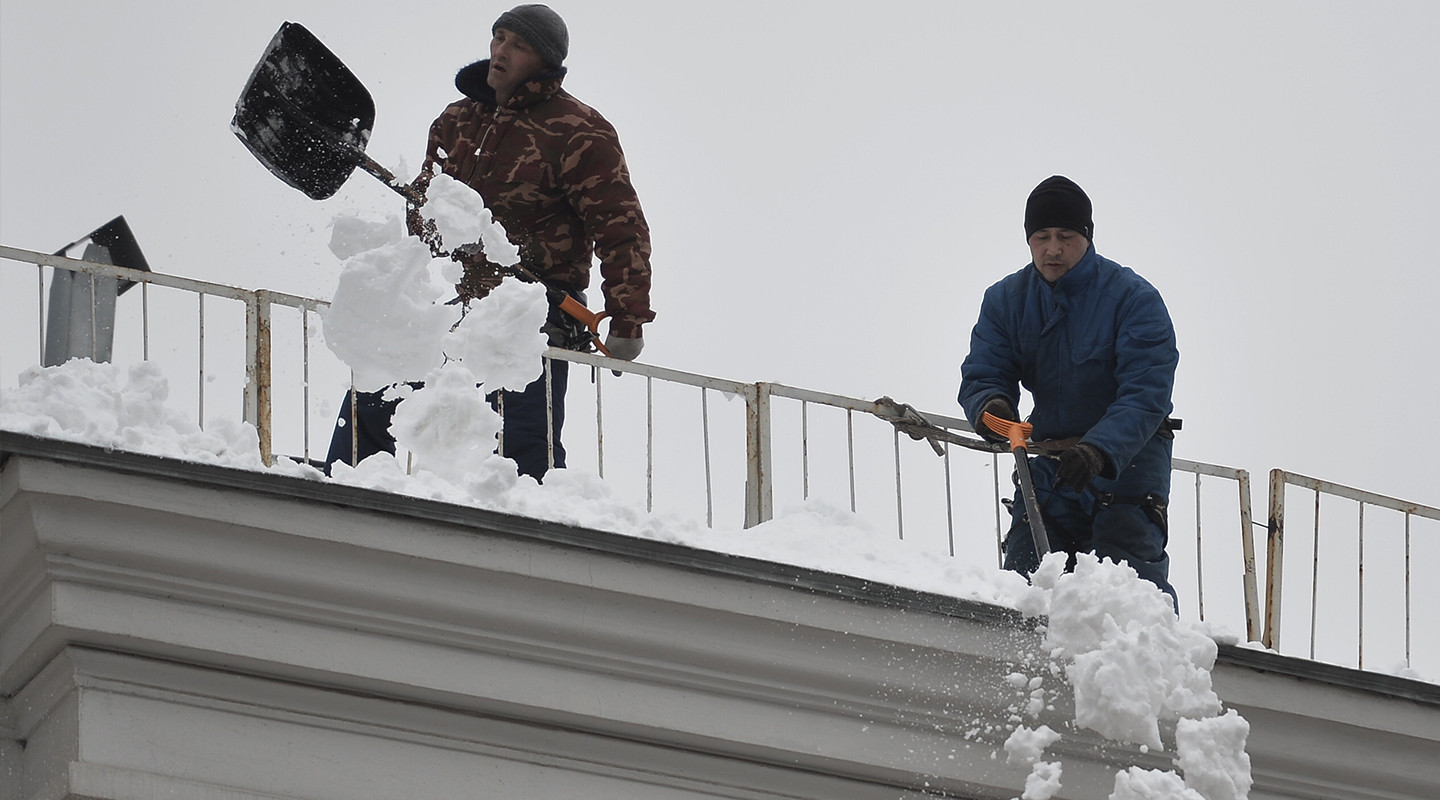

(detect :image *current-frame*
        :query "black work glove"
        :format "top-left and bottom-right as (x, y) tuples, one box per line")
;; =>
(1057, 442), (1107, 492)
(976, 397), (1018, 444)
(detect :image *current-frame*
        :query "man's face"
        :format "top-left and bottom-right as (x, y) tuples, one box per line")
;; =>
(1027, 227), (1089, 282)
(488, 27), (548, 99)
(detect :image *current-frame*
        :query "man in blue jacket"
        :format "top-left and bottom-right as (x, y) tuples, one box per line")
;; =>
(958, 176), (1180, 605)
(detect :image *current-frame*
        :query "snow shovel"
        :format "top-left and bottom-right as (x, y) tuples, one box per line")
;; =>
(231, 21), (421, 204)
(982, 412), (1052, 558)
(233, 22), (619, 358)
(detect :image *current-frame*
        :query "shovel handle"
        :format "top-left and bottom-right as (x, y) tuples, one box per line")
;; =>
(558, 294), (612, 357)
(982, 411), (1033, 453)
(355, 152), (427, 205)
(983, 411), (1051, 557)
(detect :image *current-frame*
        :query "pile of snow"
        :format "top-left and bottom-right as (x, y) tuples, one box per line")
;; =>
(998, 552), (1253, 799)
(0, 358), (260, 466)
(1, 171), (1257, 799)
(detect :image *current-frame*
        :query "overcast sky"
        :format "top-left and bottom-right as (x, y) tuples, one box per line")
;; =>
(4, 0), (1438, 509)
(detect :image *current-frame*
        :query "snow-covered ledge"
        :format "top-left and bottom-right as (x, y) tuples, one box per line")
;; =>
(2, 433), (1437, 800)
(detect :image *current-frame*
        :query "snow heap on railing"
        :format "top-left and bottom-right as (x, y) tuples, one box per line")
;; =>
(0, 174), (1256, 798)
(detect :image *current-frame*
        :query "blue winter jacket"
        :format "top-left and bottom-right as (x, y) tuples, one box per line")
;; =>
(958, 246), (1178, 478)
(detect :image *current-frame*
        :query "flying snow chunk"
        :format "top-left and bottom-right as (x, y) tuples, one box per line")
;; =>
(328, 213), (403, 260)
(424, 173), (520, 266)
(389, 362), (501, 476)
(444, 279), (549, 392)
(322, 234), (456, 392)
(1176, 711), (1252, 800)
(1005, 725), (1061, 766)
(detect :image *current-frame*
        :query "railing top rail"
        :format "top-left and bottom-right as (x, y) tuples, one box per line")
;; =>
(545, 347), (755, 396)
(1272, 468), (1440, 521)
(1173, 458), (1250, 481)
(763, 382), (975, 433)
(0, 244), (325, 312)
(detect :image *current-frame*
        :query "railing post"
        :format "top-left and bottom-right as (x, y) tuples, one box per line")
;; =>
(1263, 468), (1287, 651)
(744, 382), (773, 528)
(245, 291), (274, 466)
(1237, 470), (1261, 644)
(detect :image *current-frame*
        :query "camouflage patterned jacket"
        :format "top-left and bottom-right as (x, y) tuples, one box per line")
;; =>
(411, 60), (654, 337)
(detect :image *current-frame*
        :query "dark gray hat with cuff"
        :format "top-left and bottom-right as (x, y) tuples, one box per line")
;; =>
(493, 4), (569, 67)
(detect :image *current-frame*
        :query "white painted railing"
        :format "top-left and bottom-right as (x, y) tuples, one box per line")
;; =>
(1265, 470), (1438, 672)
(5, 244), (1433, 674)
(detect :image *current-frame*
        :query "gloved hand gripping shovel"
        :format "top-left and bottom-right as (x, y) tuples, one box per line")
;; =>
(982, 412), (1052, 558)
(231, 21), (611, 353)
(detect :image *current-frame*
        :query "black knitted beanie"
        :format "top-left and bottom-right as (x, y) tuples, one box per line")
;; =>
(1024, 176), (1094, 240)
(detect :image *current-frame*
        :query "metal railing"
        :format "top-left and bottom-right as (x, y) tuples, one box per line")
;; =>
(1, 245), (324, 466)
(9, 244), (1422, 672)
(1265, 470), (1439, 671)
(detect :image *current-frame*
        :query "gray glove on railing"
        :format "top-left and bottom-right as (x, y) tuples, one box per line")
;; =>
(604, 333), (643, 375)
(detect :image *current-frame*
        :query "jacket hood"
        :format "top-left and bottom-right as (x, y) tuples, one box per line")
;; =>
(454, 59), (568, 106)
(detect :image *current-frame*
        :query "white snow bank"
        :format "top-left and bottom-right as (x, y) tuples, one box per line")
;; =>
(0, 359), (260, 467)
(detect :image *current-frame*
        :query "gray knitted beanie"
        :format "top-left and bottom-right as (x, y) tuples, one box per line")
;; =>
(493, 4), (569, 67)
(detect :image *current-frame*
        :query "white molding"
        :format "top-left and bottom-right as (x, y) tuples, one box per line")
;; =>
(3, 442), (1438, 800)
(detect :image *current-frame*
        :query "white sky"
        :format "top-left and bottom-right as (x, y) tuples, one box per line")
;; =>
(2, 2), (1437, 503)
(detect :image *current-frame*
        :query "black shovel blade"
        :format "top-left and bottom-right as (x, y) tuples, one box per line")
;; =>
(231, 22), (375, 200)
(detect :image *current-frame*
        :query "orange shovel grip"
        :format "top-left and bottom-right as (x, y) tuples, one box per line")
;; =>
(982, 411), (1033, 452)
(557, 294), (612, 357)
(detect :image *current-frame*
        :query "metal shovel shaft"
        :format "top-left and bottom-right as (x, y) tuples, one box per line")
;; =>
(983, 411), (1052, 558)
(1011, 446), (1051, 557)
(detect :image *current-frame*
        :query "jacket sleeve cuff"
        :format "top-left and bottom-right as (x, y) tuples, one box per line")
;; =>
(608, 318), (644, 339)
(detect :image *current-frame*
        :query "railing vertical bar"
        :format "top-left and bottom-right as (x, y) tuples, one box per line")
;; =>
(1357, 501), (1365, 670)
(594, 367), (605, 479)
(801, 400), (810, 500)
(1263, 469), (1287, 652)
(892, 429), (904, 540)
(845, 409), (856, 514)
(701, 387), (713, 528)
(544, 355), (556, 473)
(348, 377), (358, 467)
(1238, 472), (1260, 644)
(142, 283), (150, 361)
(36, 264), (45, 363)
(1404, 513), (1412, 668)
(743, 383), (773, 527)
(89, 274), (98, 360)
(302, 308), (312, 463)
(1309, 489), (1321, 660)
(197, 292), (206, 429)
(1195, 471), (1206, 621)
(646, 375), (654, 513)
(495, 391), (505, 460)
(246, 293), (274, 466)
(943, 443), (956, 557)
(993, 454), (1004, 569)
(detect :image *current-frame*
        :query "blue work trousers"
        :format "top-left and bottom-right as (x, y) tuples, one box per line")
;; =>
(1002, 434), (1177, 607)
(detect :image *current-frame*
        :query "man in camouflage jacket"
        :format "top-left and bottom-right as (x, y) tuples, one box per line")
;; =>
(326, 4), (653, 479)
